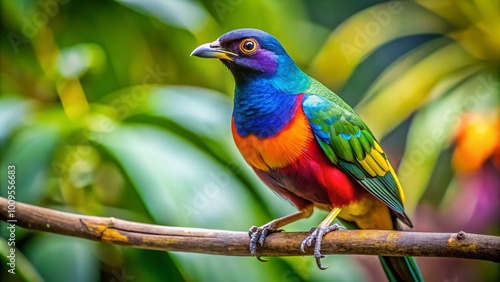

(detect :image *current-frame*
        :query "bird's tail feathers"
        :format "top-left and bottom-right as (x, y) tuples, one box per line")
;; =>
(379, 214), (423, 282)
(379, 256), (423, 282)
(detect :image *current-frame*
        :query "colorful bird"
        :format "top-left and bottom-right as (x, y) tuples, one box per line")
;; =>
(192, 28), (423, 282)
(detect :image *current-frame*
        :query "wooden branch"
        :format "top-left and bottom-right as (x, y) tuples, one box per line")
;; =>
(1, 197), (499, 262)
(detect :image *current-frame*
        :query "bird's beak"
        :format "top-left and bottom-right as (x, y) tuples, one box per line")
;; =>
(190, 40), (238, 61)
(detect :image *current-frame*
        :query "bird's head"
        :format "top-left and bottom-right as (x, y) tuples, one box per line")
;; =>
(191, 28), (305, 87)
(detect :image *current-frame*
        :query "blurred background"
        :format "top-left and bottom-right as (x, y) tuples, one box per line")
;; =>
(1, 0), (499, 281)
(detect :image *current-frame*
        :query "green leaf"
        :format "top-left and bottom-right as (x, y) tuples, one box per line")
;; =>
(356, 42), (478, 137)
(0, 96), (33, 145)
(397, 70), (490, 213)
(56, 44), (106, 79)
(116, 0), (209, 32)
(99, 123), (268, 229)
(1, 123), (62, 204)
(148, 86), (233, 143)
(24, 234), (99, 282)
(0, 237), (43, 282)
(309, 1), (452, 90)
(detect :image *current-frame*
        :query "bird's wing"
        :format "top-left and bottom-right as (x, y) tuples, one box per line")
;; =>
(302, 94), (412, 227)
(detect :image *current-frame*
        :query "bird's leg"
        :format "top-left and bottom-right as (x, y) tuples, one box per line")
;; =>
(249, 204), (314, 259)
(300, 207), (342, 270)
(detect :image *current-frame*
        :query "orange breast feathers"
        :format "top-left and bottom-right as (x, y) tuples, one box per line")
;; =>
(232, 108), (314, 172)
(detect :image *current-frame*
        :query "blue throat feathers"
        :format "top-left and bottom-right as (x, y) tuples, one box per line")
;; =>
(233, 84), (301, 139)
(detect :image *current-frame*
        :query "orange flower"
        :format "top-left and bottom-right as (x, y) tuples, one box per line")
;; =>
(453, 112), (500, 172)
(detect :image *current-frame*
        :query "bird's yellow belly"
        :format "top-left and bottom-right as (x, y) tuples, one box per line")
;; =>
(338, 193), (393, 230)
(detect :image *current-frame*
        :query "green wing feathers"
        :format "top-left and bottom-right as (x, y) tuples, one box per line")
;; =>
(303, 94), (412, 226)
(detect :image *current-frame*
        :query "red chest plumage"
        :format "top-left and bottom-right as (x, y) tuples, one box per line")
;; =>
(256, 138), (366, 210)
(232, 105), (365, 210)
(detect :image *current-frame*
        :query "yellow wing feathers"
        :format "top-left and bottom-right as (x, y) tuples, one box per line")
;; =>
(358, 140), (405, 203)
(358, 141), (389, 177)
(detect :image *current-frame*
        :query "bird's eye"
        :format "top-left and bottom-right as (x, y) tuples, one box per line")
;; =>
(239, 38), (257, 55)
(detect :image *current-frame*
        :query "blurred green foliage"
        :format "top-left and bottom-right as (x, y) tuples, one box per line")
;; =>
(1, 0), (499, 281)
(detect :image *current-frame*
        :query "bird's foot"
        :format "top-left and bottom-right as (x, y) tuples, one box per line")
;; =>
(248, 223), (283, 261)
(300, 224), (340, 270)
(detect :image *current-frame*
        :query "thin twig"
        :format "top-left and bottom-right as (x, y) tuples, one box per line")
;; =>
(1, 197), (499, 261)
